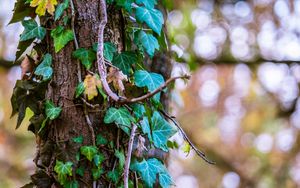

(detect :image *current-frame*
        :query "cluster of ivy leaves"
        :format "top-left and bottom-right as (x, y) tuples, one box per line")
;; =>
(10, 0), (182, 187)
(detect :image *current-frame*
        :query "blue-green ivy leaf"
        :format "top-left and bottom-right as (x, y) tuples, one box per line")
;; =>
(130, 158), (166, 188)
(134, 70), (164, 101)
(45, 100), (62, 120)
(112, 51), (137, 75)
(114, 150), (125, 169)
(138, 31), (159, 57)
(135, 6), (163, 35)
(140, 117), (152, 141)
(80, 146), (98, 161)
(132, 103), (146, 119)
(20, 19), (46, 41)
(55, 0), (69, 21)
(135, 0), (157, 9)
(151, 111), (177, 151)
(34, 53), (53, 80)
(51, 26), (74, 53)
(72, 48), (96, 70)
(159, 168), (174, 188)
(107, 169), (121, 183)
(93, 153), (105, 167)
(104, 107), (135, 134)
(54, 160), (73, 185)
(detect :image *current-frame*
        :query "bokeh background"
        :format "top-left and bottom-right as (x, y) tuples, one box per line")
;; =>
(1, 0), (300, 187)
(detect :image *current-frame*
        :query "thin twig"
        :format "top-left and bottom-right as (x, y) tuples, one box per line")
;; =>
(80, 97), (100, 109)
(124, 124), (137, 188)
(120, 75), (190, 103)
(160, 110), (215, 164)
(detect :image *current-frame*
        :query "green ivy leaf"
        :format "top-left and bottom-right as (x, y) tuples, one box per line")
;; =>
(130, 158), (165, 188)
(151, 111), (177, 151)
(93, 153), (105, 167)
(92, 168), (104, 180)
(80, 146), (98, 161)
(20, 19), (46, 41)
(54, 0), (69, 21)
(54, 160), (73, 185)
(114, 150), (125, 169)
(64, 180), (79, 188)
(138, 31), (159, 58)
(132, 103), (146, 119)
(104, 107), (135, 134)
(107, 169), (121, 183)
(112, 51), (137, 75)
(116, 0), (133, 12)
(9, 0), (36, 24)
(72, 135), (83, 144)
(51, 26), (74, 53)
(72, 48), (96, 70)
(76, 166), (84, 177)
(34, 53), (53, 80)
(75, 82), (85, 98)
(135, 6), (163, 35)
(140, 117), (152, 141)
(104, 42), (117, 62)
(96, 134), (108, 145)
(45, 100), (62, 120)
(135, 0), (157, 9)
(134, 70), (164, 101)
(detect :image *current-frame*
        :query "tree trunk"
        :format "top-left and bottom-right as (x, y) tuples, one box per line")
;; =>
(30, 2), (171, 187)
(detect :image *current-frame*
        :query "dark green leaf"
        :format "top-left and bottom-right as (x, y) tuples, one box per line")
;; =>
(116, 0), (133, 12)
(75, 82), (85, 98)
(135, 6), (163, 35)
(112, 51), (137, 75)
(115, 150), (125, 169)
(104, 42), (117, 62)
(92, 168), (104, 180)
(64, 180), (79, 188)
(80, 146), (98, 161)
(138, 31), (159, 57)
(151, 111), (177, 151)
(54, 160), (73, 185)
(107, 169), (121, 183)
(54, 0), (69, 21)
(134, 70), (164, 101)
(20, 19), (46, 41)
(51, 26), (74, 53)
(15, 39), (34, 61)
(76, 166), (84, 177)
(45, 100), (62, 120)
(132, 103), (146, 119)
(72, 135), (83, 144)
(72, 48), (96, 70)
(96, 134), (108, 145)
(9, 0), (36, 24)
(35, 53), (53, 80)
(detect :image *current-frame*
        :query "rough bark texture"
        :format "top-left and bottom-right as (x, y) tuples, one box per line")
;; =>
(32, 2), (171, 187)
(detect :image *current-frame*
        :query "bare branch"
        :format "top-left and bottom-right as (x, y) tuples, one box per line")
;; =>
(124, 124), (137, 188)
(160, 110), (215, 164)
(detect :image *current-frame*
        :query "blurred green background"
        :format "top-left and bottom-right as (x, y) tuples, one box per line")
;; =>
(1, 0), (300, 187)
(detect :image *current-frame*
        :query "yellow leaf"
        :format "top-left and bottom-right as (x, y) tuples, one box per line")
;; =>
(30, 0), (58, 16)
(83, 75), (98, 100)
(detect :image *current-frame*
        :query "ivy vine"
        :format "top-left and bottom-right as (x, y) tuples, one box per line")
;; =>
(10, 0), (213, 187)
